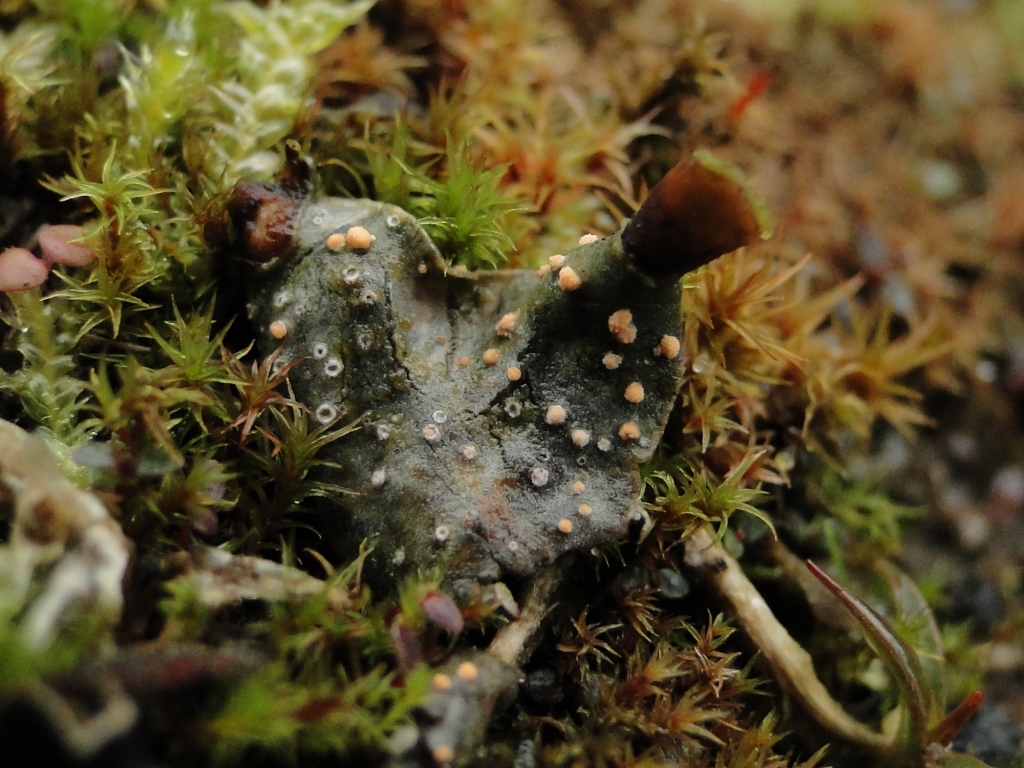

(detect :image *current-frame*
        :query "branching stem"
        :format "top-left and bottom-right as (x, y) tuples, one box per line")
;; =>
(683, 526), (894, 752)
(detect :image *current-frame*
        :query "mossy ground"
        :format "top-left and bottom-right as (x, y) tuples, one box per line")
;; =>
(1, 1), (1023, 767)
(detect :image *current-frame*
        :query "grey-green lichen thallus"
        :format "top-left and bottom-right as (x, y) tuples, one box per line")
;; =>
(232, 148), (764, 600)
(229, 146), (764, 767)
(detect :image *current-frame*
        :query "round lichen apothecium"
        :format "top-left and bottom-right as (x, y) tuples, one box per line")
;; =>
(558, 266), (582, 291)
(345, 225), (376, 249)
(433, 673), (453, 691)
(603, 352), (622, 369)
(608, 309), (637, 344)
(618, 421), (641, 441)
(657, 334), (681, 359)
(624, 382), (645, 403)
(495, 311), (519, 336)
(456, 661), (479, 681)
(545, 405), (567, 425)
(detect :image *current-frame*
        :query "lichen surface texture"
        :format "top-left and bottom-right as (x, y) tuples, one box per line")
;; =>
(245, 195), (688, 594)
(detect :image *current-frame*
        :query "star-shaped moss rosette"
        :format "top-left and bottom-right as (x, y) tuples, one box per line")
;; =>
(232, 146), (767, 601)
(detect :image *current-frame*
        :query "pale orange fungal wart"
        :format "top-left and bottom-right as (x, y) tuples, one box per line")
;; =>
(618, 421), (641, 441)
(578, 504), (593, 517)
(624, 382), (645, 403)
(572, 480), (586, 494)
(548, 253), (565, 268)
(608, 309), (637, 344)
(602, 352), (622, 370)
(433, 673), (453, 691)
(457, 355), (471, 367)
(557, 518), (573, 533)
(506, 366), (522, 382)
(326, 232), (345, 251)
(495, 311), (519, 336)
(433, 745), (455, 764)
(345, 225), (376, 249)
(558, 266), (582, 291)
(483, 348), (500, 365)
(537, 264), (551, 276)
(578, 233), (599, 245)
(456, 661), (479, 681)
(570, 429), (590, 447)
(269, 320), (287, 339)
(545, 404), (567, 425)
(658, 335), (681, 359)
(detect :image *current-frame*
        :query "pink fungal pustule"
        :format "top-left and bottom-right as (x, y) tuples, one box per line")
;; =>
(0, 247), (49, 292)
(421, 590), (465, 634)
(38, 225), (96, 268)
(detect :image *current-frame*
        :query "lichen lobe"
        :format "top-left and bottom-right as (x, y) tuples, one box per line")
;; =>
(242, 154), (757, 596)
